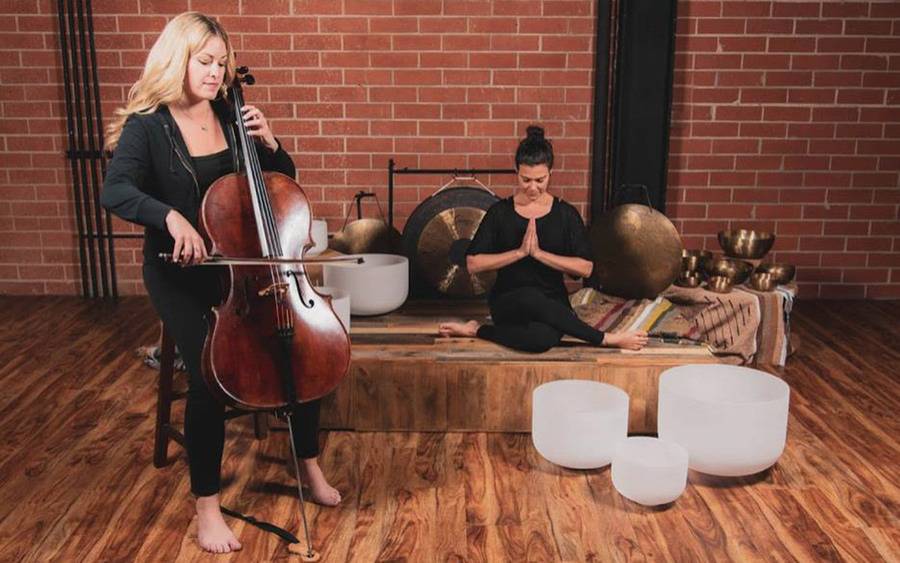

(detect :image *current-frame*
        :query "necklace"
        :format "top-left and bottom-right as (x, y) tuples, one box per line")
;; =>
(175, 104), (213, 133)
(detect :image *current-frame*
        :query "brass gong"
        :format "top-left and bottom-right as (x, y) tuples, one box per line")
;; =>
(402, 186), (498, 297)
(590, 203), (683, 299)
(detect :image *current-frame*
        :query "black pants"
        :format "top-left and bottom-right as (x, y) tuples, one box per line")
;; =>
(477, 286), (605, 353)
(144, 263), (321, 497)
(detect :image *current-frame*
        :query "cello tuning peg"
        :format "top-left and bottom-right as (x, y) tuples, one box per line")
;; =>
(243, 74), (256, 85)
(236, 65), (249, 74)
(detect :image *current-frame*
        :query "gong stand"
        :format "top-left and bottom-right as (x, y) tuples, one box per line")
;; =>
(387, 159), (516, 231)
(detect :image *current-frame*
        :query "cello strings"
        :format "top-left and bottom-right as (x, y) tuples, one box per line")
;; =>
(234, 86), (290, 330)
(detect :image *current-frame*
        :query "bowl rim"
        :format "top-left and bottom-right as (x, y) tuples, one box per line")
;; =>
(323, 253), (409, 270)
(718, 228), (775, 240)
(660, 364), (790, 405)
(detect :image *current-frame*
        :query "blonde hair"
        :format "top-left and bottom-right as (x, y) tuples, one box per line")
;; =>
(105, 12), (235, 151)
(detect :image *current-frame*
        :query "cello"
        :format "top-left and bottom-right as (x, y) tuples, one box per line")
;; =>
(198, 67), (350, 560)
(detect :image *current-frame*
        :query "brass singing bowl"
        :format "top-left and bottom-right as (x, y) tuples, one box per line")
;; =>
(755, 263), (796, 285)
(718, 229), (775, 260)
(749, 272), (776, 292)
(675, 271), (702, 288)
(704, 256), (754, 285)
(706, 275), (733, 293)
(681, 249), (712, 273)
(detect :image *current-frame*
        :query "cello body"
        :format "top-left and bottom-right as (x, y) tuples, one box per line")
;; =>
(199, 170), (351, 410)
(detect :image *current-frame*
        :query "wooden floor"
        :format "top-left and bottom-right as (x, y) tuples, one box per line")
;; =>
(0, 296), (898, 562)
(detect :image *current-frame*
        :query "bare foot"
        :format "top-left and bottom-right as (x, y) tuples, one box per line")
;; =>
(438, 320), (480, 338)
(603, 330), (649, 351)
(195, 494), (242, 554)
(297, 457), (341, 507)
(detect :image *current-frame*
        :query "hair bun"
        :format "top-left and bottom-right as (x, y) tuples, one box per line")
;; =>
(525, 125), (545, 140)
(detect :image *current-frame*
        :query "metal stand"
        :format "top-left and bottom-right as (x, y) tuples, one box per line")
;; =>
(285, 412), (318, 561)
(387, 159), (517, 230)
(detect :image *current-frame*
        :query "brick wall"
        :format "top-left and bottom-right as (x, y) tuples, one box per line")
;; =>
(0, 0), (897, 297)
(669, 1), (900, 298)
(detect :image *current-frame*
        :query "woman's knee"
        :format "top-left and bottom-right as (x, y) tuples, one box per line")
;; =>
(520, 324), (561, 353)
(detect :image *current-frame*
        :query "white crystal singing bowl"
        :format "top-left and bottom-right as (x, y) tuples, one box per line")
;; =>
(532, 380), (629, 469)
(307, 219), (328, 257)
(612, 437), (688, 506)
(313, 286), (350, 332)
(322, 254), (409, 316)
(658, 364), (790, 476)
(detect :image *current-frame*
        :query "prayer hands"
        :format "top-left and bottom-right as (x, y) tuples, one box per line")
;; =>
(519, 217), (541, 258)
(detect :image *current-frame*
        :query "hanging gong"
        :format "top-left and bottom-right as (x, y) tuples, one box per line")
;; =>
(590, 203), (683, 299)
(402, 187), (499, 297)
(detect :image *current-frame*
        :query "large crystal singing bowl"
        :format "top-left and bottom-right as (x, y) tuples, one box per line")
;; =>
(323, 254), (409, 315)
(612, 437), (688, 506)
(307, 219), (328, 257)
(658, 364), (790, 476)
(314, 286), (351, 332)
(532, 380), (629, 469)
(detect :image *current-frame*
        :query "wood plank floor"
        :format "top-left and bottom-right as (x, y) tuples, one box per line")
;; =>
(0, 296), (897, 562)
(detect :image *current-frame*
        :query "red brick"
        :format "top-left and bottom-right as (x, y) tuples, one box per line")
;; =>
(757, 172), (803, 187)
(803, 204), (848, 219)
(842, 55), (889, 71)
(867, 285), (900, 299)
(791, 54), (840, 70)
(814, 71), (862, 88)
(746, 18), (793, 34)
(794, 19), (843, 35)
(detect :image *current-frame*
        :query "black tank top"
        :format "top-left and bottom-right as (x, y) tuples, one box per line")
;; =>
(192, 148), (233, 196)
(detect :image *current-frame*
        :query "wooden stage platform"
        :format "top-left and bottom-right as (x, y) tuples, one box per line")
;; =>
(321, 300), (718, 434)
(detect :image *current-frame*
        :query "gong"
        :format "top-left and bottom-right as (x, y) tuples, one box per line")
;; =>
(590, 203), (683, 299)
(402, 187), (499, 297)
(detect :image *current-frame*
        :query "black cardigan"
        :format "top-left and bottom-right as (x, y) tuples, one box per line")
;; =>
(101, 99), (295, 262)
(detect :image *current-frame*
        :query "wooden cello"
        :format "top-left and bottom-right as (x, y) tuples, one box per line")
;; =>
(197, 68), (348, 560)
(199, 68), (351, 412)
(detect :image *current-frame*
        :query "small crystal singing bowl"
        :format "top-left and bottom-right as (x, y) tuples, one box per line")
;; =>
(749, 272), (776, 292)
(675, 271), (702, 288)
(706, 275), (733, 294)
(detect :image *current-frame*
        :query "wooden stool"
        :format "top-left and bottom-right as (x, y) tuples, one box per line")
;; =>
(153, 325), (269, 468)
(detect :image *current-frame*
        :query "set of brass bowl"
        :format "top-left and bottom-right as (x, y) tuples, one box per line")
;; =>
(673, 229), (797, 293)
(675, 249), (710, 288)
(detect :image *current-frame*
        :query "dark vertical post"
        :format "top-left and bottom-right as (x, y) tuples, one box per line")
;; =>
(66, 0), (99, 297)
(589, 0), (613, 225)
(608, 0), (678, 213)
(76, 0), (109, 297)
(388, 158), (395, 230)
(57, 0), (90, 297)
(85, 0), (117, 297)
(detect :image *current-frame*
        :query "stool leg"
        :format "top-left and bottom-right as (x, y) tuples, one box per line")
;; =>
(154, 327), (177, 468)
(253, 412), (269, 439)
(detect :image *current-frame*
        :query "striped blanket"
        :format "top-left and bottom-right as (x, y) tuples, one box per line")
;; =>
(571, 284), (797, 366)
(569, 288), (702, 341)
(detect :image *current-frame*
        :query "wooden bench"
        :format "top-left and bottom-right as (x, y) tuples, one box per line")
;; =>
(319, 301), (719, 435)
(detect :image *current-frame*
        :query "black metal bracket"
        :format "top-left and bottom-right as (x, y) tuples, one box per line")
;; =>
(387, 159), (517, 230)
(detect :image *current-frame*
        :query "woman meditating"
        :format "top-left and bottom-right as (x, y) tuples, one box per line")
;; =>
(439, 126), (648, 353)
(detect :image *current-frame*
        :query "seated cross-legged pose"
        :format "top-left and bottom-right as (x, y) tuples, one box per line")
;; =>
(439, 126), (648, 353)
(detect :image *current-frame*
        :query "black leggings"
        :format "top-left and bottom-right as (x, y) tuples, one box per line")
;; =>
(476, 286), (605, 353)
(144, 263), (321, 497)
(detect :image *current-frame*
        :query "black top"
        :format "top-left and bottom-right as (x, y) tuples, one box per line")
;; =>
(192, 148), (233, 195)
(466, 196), (592, 304)
(101, 99), (296, 262)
